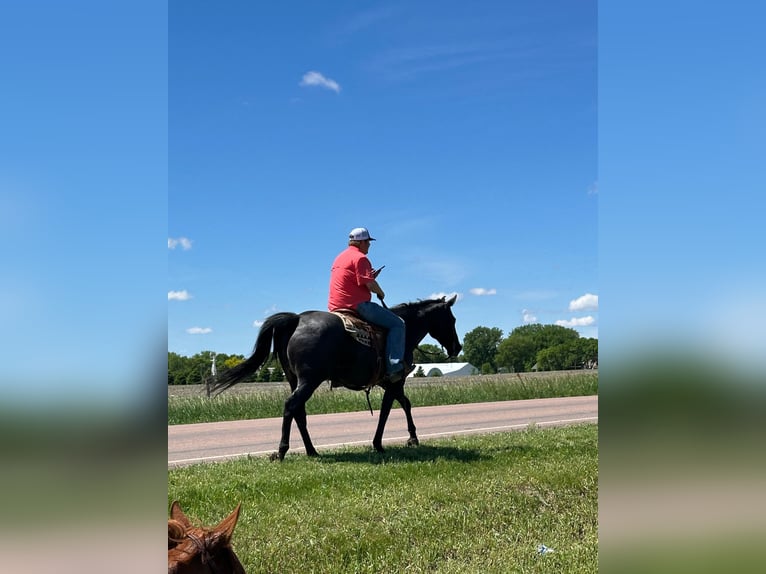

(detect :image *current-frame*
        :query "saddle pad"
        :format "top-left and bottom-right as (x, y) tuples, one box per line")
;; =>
(331, 310), (379, 348)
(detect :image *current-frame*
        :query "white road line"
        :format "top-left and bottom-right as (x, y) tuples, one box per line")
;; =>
(168, 416), (597, 467)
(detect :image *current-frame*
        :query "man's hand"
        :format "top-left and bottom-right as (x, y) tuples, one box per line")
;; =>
(373, 265), (385, 278)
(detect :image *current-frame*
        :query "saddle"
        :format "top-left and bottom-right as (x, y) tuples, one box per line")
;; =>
(331, 309), (387, 387)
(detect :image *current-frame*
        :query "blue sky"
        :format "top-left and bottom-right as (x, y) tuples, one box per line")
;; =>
(1, 1), (167, 403)
(2, 0), (760, 404)
(168, 1), (598, 358)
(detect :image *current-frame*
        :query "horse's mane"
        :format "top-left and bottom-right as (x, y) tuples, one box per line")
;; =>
(390, 297), (448, 317)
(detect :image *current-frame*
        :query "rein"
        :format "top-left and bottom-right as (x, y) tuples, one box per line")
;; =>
(416, 345), (445, 358)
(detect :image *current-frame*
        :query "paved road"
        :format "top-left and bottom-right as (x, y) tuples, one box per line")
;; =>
(168, 395), (597, 468)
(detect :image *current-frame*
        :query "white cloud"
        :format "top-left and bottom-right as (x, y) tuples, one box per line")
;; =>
(569, 293), (598, 311)
(168, 237), (193, 250)
(168, 290), (192, 301)
(253, 320), (264, 328)
(299, 71), (341, 93)
(556, 316), (595, 328)
(587, 181), (598, 195)
(429, 291), (462, 302)
(522, 309), (537, 323)
(469, 287), (497, 296)
(186, 327), (212, 335)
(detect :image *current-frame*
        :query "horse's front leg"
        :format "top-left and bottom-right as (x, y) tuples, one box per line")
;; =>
(372, 388), (396, 453)
(393, 384), (419, 447)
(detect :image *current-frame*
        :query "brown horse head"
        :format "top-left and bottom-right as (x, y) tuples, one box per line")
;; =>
(168, 501), (246, 574)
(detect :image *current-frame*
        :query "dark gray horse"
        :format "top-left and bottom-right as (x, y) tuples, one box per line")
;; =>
(207, 295), (462, 460)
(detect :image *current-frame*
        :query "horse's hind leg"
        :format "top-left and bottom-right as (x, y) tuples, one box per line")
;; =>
(273, 382), (319, 461)
(273, 410), (294, 461)
(294, 403), (319, 457)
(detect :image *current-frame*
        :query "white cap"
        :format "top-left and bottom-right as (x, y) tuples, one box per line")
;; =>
(349, 227), (376, 241)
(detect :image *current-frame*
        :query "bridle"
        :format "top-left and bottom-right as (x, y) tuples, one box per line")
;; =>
(380, 296), (459, 363)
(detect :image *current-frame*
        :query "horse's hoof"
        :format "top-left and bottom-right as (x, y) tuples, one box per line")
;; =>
(306, 450), (319, 457)
(406, 437), (420, 447)
(373, 442), (385, 454)
(269, 451), (284, 462)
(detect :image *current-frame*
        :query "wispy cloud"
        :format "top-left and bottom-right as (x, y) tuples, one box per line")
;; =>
(370, 41), (529, 84)
(470, 288), (497, 296)
(556, 316), (595, 328)
(253, 305), (279, 328)
(514, 290), (558, 301)
(414, 258), (467, 286)
(168, 290), (192, 301)
(299, 71), (341, 93)
(168, 237), (193, 250)
(341, 6), (396, 34)
(186, 327), (212, 335)
(522, 309), (537, 323)
(569, 293), (598, 311)
(587, 181), (598, 196)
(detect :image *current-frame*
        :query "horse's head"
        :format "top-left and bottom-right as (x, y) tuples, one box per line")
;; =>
(168, 501), (246, 574)
(417, 294), (463, 358)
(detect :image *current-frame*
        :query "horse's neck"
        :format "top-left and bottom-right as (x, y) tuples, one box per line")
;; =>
(403, 322), (429, 359)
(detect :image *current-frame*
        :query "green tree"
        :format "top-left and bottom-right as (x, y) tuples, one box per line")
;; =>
(496, 324), (595, 372)
(413, 344), (448, 363)
(462, 326), (503, 373)
(223, 355), (245, 370)
(510, 323), (579, 349)
(496, 335), (537, 373)
(168, 352), (185, 385)
(413, 366), (426, 378)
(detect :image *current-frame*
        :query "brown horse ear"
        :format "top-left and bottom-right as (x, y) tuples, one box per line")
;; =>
(212, 503), (242, 544)
(170, 501), (193, 528)
(446, 294), (457, 306)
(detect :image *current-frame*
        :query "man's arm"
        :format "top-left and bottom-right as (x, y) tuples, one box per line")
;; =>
(365, 279), (385, 300)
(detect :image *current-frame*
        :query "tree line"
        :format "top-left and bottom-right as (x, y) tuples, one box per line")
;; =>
(460, 323), (598, 374)
(168, 323), (597, 385)
(168, 351), (284, 386)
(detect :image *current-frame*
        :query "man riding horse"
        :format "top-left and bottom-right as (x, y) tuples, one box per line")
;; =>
(206, 226), (462, 459)
(328, 227), (411, 385)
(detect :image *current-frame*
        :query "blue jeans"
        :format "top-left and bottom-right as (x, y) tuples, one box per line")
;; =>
(356, 301), (405, 374)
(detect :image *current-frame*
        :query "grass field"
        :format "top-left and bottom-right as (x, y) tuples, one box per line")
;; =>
(168, 371), (598, 425)
(168, 423), (598, 573)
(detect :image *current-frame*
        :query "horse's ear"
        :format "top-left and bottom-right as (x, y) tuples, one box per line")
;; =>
(170, 501), (193, 528)
(446, 294), (457, 306)
(168, 519), (187, 548)
(212, 502), (242, 544)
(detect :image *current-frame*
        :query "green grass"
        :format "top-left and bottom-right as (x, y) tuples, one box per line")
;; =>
(168, 423), (598, 574)
(168, 371), (598, 425)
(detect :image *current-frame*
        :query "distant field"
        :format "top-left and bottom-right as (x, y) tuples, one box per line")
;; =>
(168, 370), (598, 425)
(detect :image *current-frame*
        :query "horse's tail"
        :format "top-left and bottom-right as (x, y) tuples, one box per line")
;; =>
(206, 312), (300, 397)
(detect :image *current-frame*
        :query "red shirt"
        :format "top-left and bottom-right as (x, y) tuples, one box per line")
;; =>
(328, 246), (375, 311)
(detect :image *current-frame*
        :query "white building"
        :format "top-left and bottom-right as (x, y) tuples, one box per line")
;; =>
(407, 362), (478, 378)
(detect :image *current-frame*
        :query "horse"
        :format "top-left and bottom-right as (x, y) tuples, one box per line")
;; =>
(206, 295), (462, 460)
(168, 501), (246, 574)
